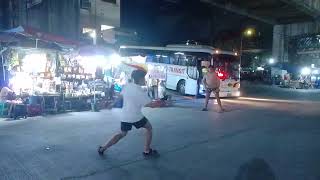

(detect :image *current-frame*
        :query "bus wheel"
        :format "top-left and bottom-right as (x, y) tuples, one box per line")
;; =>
(177, 80), (186, 95)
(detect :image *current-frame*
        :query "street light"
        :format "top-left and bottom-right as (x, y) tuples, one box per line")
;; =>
(269, 58), (275, 64)
(301, 67), (311, 75)
(90, 30), (97, 45)
(245, 29), (253, 36)
(240, 28), (255, 70)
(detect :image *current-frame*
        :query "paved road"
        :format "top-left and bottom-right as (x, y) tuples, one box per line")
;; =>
(240, 82), (320, 102)
(1, 87), (320, 180)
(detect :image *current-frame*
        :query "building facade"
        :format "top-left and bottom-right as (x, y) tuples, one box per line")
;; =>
(0, 0), (121, 43)
(80, 0), (120, 44)
(273, 22), (320, 66)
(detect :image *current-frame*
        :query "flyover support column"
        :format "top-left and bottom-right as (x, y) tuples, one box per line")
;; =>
(272, 25), (289, 64)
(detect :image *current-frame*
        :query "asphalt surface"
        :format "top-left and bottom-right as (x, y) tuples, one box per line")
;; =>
(240, 81), (320, 102)
(1, 85), (320, 180)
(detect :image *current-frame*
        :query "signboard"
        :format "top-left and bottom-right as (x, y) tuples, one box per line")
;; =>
(149, 69), (166, 80)
(167, 66), (186, 75)
(148, 64), (165, 80)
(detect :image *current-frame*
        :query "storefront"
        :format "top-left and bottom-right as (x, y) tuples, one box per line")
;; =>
(0, 25), (132, 117)
(0, 45), (123, 117)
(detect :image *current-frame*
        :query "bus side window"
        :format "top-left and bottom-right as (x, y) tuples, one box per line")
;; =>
(153, 56), (160, 63)
(187, 56), (196, 66)
(163, 56), (170, 64)
(168, 56), (175, 64)
(179, 57), (187, 66)
(159, 55), (168, 64)
(172, 55), (179, 65)
(146, 56), (153, 63)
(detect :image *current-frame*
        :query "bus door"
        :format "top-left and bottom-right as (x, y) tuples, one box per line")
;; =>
(186, 56), (198, 80)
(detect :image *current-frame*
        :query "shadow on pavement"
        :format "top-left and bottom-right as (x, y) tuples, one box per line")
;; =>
(4, 118), (26, 121)
(235, 158), (276, 180)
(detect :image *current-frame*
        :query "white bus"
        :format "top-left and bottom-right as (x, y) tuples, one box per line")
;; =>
(119, 44), (240, 97)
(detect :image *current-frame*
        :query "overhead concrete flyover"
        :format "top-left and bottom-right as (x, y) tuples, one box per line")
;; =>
(201, 0), (320, 25)
(201, 0), (320, 65)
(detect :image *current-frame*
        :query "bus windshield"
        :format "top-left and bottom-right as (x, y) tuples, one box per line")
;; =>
(212, 54), (240, 80)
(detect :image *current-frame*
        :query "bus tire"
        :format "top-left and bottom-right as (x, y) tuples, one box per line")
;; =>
(177, 80), (186, 95)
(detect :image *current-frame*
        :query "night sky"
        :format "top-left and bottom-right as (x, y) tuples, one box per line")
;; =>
(121, 0), (273, 50)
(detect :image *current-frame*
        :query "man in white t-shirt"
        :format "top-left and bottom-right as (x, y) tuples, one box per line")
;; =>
(202, 66), (224, 112)
(98, 69), (159, 157)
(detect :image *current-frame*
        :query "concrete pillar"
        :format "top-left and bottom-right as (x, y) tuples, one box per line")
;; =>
(0, 1), (9, 29)
(17, 0), (27, 26)
(272, 21), (320, 65)
(47, 0), (80, 40)
(272, 25), (289, 64)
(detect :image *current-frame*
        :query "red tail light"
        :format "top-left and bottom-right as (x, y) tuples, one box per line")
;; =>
(217, 71), (227, 80)
(217, 72), (224, 78)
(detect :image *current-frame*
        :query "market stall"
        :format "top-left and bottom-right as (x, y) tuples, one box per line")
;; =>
(2, 48), (62, 115)
(1, 26), (127, 117)
(0, 44), (125, 117)
(75, 46), (123, 110)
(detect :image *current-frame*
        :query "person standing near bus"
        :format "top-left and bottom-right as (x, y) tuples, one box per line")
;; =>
(202, 66), (224, 112)
(148, 76), (158, 99)
(196, 59), (203, 98)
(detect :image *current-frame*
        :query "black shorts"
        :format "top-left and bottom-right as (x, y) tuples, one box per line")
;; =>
(206, 88), (220, 94)
(121, 117), (148, 132)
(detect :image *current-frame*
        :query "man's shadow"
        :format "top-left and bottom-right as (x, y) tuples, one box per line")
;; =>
(235, 158), (276, 180)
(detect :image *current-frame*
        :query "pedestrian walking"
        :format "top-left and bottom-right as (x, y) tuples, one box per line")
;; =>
(98, 69), (159, 157)
(202, 66), (224, 112)
(148, 77), (158, 99)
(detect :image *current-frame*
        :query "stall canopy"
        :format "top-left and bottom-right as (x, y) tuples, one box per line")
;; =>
(0, 33), (19, 43)
(2, 26), (79, 50)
